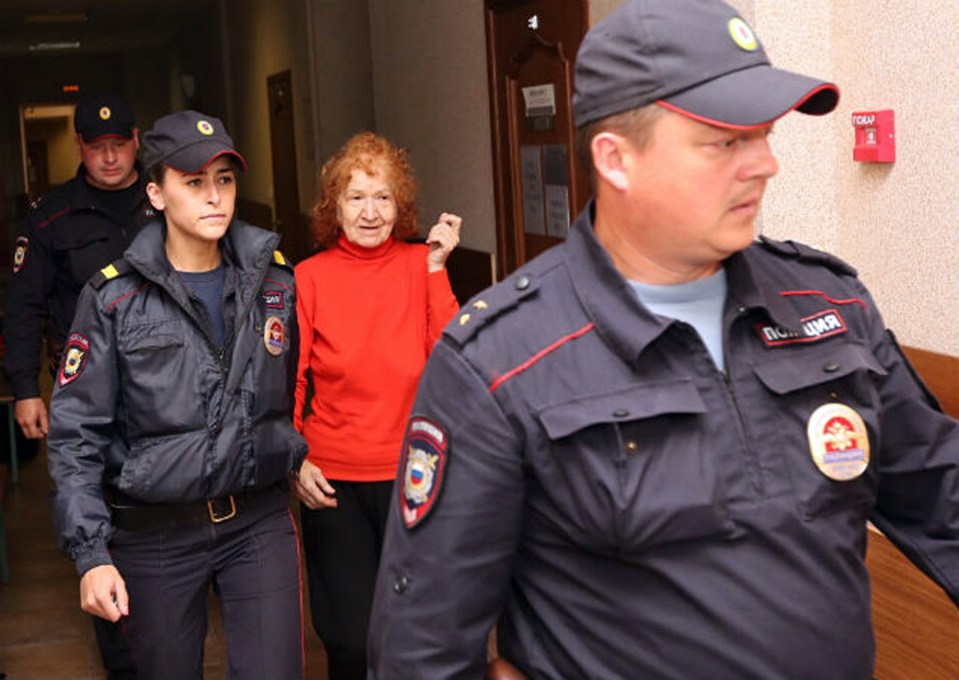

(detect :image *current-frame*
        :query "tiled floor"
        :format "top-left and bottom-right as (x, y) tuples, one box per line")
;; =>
(0, 448), (329, 680)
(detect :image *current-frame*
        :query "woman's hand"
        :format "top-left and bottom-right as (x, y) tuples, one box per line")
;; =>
(291, 459), (338, 510)
(426, 212), (462, 273)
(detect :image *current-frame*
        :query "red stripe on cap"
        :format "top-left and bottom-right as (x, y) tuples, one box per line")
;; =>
(489, 322), (595, 393)
(656, 82), (839, 130)
(655, 100), (784, 130)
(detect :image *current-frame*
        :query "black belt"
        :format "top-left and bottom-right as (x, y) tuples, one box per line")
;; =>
(109, 484), (282, 532)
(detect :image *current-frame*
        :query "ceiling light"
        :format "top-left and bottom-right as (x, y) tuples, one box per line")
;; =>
(28, 41), (82, 51)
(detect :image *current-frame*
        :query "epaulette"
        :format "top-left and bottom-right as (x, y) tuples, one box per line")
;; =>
(270, 250), (293, 271)
(758, 236), (858, 277)
(90, 259), (135, 289)
(445, 271), (540, 346)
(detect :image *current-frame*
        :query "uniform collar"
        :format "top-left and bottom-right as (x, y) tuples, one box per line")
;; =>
(563, 202), (807, 362)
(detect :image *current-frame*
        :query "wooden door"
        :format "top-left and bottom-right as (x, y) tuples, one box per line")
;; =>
(485, 0), (589, 277)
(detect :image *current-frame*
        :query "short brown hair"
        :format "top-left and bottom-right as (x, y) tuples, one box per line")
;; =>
(574, 103), (668, 186)
(311, 132), (419, 249)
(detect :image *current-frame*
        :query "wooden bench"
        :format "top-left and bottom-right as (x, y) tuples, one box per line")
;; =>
(868, 346), (959, 679)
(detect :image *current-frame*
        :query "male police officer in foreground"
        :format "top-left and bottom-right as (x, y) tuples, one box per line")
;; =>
(3, 94), (141, 679)
(368, 0), (959, 678)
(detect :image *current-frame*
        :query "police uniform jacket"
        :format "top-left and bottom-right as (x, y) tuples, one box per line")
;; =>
(47, 219), (308, 577)
(369, 203), (959, 679)
(3, 164), (149, 400)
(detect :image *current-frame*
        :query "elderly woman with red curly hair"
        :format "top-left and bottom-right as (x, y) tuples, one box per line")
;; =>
(291, 131), (461, 678)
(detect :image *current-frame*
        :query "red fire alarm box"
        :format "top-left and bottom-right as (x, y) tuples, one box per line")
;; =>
(852, 109), (895, 163)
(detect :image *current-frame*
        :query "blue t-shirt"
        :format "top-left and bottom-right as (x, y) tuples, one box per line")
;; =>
(630, 268), (727, 371)
(179, 263), (227, 346)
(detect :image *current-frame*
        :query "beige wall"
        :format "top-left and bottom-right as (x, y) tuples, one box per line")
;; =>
(756, 1), (959, 355)
(368, 0), (497, 253)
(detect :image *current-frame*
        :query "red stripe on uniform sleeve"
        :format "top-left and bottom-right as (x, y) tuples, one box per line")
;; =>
(489, 322), (595, 393)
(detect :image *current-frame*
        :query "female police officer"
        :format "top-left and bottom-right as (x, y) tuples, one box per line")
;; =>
(47, 110), (308, 680)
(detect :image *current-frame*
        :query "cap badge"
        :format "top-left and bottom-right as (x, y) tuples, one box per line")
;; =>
(263, 316), (285, 356)
(197, 120), (215, 136)
(807, 403), (870, 481)
(99, 106), (112, 120)
(728, 17), (758, 52)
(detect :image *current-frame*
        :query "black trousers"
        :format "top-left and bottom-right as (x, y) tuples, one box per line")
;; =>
(110, 485), (303, 680)
(92, 616), (136, 680)
(300, 480), (392, 680)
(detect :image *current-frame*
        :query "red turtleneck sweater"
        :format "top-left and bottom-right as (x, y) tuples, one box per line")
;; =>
(294, 235), (459, 481)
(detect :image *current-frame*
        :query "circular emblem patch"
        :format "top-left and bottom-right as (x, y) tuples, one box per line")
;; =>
(263, 316), (285, 356)
(807, 403), (870, 481)
(197, 120), (214, 136)
(12, 236), (28, 273)
(99, 106), (112, 120)
(728, 17), (758, 51)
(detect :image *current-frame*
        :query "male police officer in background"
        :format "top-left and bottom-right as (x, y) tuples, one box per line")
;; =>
(4, 94), (147, 440)
(368, 0), (959, 678)
(3, 94), (142, 679)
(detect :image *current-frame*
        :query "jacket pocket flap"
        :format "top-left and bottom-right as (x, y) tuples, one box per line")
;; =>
(537, 379), (706, 440)
(753, 341), (887, 395)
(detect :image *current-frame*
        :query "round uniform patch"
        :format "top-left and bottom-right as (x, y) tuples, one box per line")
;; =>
(807, 403), (870, 481)
(263, 316), (285, 356)
(728, 17), (758, 51)
(400, 417), (449, 529)
(197, 120), (214, 136)
(99, 106), (112, 121)
(58, 333), (90, 387)
(12, 236), (28, 273)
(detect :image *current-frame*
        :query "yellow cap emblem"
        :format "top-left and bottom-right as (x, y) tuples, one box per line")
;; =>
(197, 120), (215, 136)
(728, 17), (758, 52)
(99, 106), (112, 120)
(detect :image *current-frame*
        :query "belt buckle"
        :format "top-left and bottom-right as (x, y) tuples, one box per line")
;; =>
(207, 496), (237, 523)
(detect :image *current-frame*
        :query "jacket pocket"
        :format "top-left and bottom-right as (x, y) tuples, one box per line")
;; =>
(753, 341), (884, 519)
(117, 320), (199, 434)
(534, 379), (735, 552)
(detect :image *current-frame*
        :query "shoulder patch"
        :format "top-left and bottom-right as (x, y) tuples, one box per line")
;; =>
(445, 271), (540, 346)
(90, 259), (134, 289)
(12, 236), (28, 274)
(58, 333), (91, 387)
(400, 416), (449, 529)
(758, 237), (857, 277)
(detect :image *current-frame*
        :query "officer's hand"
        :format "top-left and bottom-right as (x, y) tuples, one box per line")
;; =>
(80, 565), (129, 622)
(425, 212), (462, 273)
(292, 459), (338, 510)
(14, 397), (48, 439)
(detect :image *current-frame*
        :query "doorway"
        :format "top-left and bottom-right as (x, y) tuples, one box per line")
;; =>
(19, 104), (76, 201)
(484, 0), (589, 277)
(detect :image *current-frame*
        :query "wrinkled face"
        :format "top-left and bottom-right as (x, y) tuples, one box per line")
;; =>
(336, 165), (397, 249)
(77, 132), (140, 191)
(621, 111), (779, 278)
(146, 156), (236, 246)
